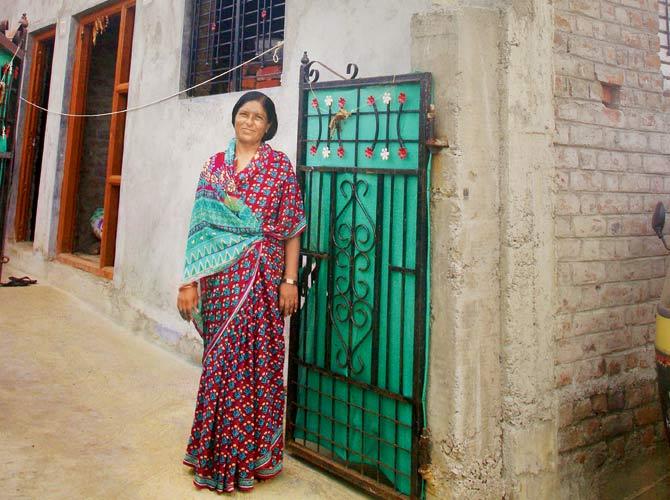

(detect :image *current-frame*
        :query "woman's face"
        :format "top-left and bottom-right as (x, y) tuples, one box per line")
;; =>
(234, 100), (271, 146)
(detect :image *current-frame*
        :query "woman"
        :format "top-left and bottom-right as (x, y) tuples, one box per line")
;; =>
(177, 91), (306, 493)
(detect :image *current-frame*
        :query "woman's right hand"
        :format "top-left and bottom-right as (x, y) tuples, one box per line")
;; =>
(177, 285), (199, 322)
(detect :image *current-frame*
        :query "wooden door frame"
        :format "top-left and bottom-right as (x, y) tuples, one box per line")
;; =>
(15, 27), (56, 242)
(56, 0), (135, 279)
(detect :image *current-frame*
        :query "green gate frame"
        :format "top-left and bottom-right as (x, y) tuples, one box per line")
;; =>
(287, 55), (431, 499)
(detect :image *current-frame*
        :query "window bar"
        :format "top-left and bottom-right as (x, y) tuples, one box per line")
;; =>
(187, 0), (201, 91)
(254, 0), (261, 76)
(231, 0), (242, 91)
(258, 0), (265, 63)
(226, 2), (236, 90)
(265, 0), (273, 61)
(666, 1), (670, 57)
(206, 0), (215, 73)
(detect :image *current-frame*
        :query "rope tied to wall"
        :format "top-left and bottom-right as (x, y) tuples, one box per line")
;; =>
(19, 40), (285, 118)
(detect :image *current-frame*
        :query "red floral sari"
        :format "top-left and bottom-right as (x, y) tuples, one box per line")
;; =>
(182, 142), (306, 492)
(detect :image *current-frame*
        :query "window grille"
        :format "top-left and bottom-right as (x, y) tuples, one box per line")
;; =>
(187, 0), (285, 97)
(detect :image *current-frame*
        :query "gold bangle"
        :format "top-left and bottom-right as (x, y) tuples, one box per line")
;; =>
(281, 277), (297, 286)
(179, 282), (197, 291)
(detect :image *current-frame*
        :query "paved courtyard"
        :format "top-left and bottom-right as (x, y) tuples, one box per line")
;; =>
(2, 268), (670, 499)
(0, 275), (368, 499)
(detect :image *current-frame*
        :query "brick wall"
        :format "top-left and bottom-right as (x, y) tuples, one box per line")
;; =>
(74, 17), (119, 254)
(554, 0), (667, 478)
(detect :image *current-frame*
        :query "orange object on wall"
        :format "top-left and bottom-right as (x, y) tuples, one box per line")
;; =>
(255, 65), (281, 89)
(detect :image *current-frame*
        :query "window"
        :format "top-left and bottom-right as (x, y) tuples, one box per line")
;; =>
(187, 0), (285, 97)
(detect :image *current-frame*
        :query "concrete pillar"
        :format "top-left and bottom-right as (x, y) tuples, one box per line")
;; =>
(411, 1), (557, 498)
(499, 1), (557, 497)
(411, 7), (505, 498)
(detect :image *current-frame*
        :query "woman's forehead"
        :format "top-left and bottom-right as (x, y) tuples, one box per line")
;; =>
(238, 100), (266, 115)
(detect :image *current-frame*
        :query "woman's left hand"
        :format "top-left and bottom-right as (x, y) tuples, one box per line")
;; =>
(279, 283), (298, 317)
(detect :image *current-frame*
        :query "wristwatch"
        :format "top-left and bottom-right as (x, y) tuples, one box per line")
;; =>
(281, 277), (298, 285)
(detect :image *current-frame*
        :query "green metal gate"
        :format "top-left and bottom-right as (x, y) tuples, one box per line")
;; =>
(287, 56), (431, 499)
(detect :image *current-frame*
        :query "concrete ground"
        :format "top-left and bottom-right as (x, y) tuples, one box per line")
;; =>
(600, 446), (670, 500)
(0, 277), (370, 499)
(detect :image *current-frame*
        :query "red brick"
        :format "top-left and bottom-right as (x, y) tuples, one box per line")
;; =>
(625, 352), (639, 371)
(574, 398), (593, 421)
(626, 384), (646, 408)
(608, 389), (626, 410)
(557, 239), (581, 260)
(602, 413), (633, 437)
(555, 193), (581, 215)
(557, 369), (573, 387)
(573, 216), (606, 237)
(570, 0), (600, 19)
(640, 425), (656, 447)
(559, 401), (574, 428)
(586, 442), (608, 468)
(622, 29), (645, 49)
(645, 53), (661, 71)
(607, 355), (623, 375)
(628, 10), (644, 30)
(559, 425), (585, 452)
(634, 403), (662, 426)
(591, 394), (608, 414)
(595, 64), (624, 86)
(608, 436), (625, 459)
(640, 380), (658, 403)
(572, 262), (606, 285)
(575, 357), (607, 382)
(556, 12), (573, 32)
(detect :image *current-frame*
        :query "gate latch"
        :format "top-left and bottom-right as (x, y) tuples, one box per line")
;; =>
(425, 104), (449, 154)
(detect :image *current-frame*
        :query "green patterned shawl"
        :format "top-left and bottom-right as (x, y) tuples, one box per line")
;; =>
(182, 140), (263, 284)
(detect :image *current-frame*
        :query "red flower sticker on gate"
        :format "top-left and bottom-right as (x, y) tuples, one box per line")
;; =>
(398, 147), (408, 159)
(337, 146), (345, 158)
(398, 92), (407, 104)
(338, 97), (346, 108)
(310, 145), (317, 156)
(367, 95), (375, 106)
(365, 146), (374, 158)
(311, 98), (318, 109)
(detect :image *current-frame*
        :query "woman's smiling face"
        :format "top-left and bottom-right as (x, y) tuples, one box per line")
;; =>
(234, 100), (270, 146)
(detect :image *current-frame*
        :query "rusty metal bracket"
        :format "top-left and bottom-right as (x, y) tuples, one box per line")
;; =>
(425, 104), (449, 154)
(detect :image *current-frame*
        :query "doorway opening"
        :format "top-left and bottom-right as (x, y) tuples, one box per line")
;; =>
(75, 14), (119, 262)
(15, 27), (55, 242)
(57, 0), (135, 279)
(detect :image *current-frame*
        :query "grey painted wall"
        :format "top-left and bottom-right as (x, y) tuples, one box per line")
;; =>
(1, 0), (436, 338)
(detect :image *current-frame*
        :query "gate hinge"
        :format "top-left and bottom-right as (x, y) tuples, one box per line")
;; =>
(425, 104), (449, 154)
(417, 427), (435, 488)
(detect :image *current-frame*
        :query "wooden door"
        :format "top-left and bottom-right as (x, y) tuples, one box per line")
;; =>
(15, 27), (55, 241)
(57, 0), (135, 279)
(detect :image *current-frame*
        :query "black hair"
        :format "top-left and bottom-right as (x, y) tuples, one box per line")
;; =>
(231, 91), (278, 142)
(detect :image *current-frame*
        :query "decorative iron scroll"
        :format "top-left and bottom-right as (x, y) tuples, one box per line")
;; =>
(300, 51), (358, 84)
